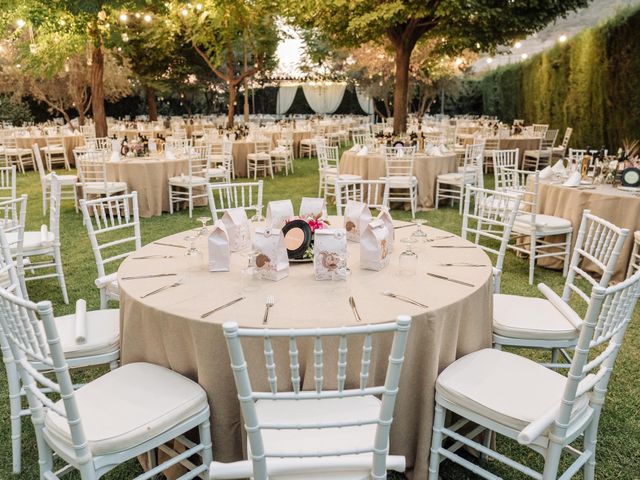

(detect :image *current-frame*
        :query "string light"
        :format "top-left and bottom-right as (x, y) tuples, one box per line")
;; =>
(119, 13), (128, 22)
(455, 58), (463, 66)
(559, 34), (567, 43)
(521, 53), (528, 60)
(196, 3), (203, 10)
(514, 41), (522, 49)
(181, 8), (189, 16)
(135, 12), (141, 19)
(144, 14), (152, 22)
(16, 19), (26, 28)
(486, 57), (493, 64)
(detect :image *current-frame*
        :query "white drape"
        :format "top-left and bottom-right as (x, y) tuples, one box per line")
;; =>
(355, 88), (374, 115)
(276, 85), (298, 115)
(302, 83), (346, 114)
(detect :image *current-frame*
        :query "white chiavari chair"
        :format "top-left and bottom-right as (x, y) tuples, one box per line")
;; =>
(495, 210), (627, 366)
(317, 144), (361, 202)
(33, 144), (78, 214)
(7, 175), (69, 304)
(532, 123), (549, 136)
(0, 284), (212, 480)
(209, 316), (411, 479)
(335, 179), (389, 216)
(0, 222), (120, 474)
(42, 135), (70, 170)
(3, 135), (33, 174)
(166, 136), (192, 156)
(552, 127), (573, 159)
(80, 192), (141, 309)
(462, 186), (522, 294)
(207, 181), (264, 222)
(429, 270), (640, 480)
(76, 149), (128, 200)
(523, 129), (558, 170)
(435, 141), (485, 213)
(492, 149), (519, 189)
(627, 231), (640, 278)
(0, 165), (16, 203)
(270, 139), (294, 176)
(380, 146), (418, 218)
(299, 131), (324, 158)
(247, 140), (274, 180)
(168, 145), (210, 218)
(482, 137), (500, 173)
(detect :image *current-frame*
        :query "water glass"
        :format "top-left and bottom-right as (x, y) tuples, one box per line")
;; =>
(399, 237), (418, 276)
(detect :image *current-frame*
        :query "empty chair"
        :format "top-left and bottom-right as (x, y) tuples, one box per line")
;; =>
(209, 316), (411, 479)
(492, 148), (519, 188)
(531, 123), (549, 135)
(552, 127), (573, 159)
(270, 139), (294, 176)
(461, 186), (522, 293)
(523, 129), (558, 170)
(0, 284), (212, 480)
(317, 144), (361, 202)
(299, 132), (324, 158)
(76, 150), (128, 200)
(482, 137), (500, 173)
(428, 270), (640, 480)
(80, 192), (142, 309)
(380, 146), (419, 218)
(207, 181), (264, 222)
(33, 144), (78, 214)
(627, 231), (640, 278)
(165, 136), (192, 155)
(335, 179), (389, 216)
(168, 145), (210, 217)
(2, 135), (33, 174)
(502, 167), (573, 284)
(42, 135), (71, 170)
(247, 140), (274, 180)
(435, 141), (485, 213)
(0, 165), (16, 203)
(0, 225), (119, 474)
(494, 210), (628, 366)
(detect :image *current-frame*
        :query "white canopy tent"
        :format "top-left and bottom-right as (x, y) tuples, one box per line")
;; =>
(275, 82), (374, 115)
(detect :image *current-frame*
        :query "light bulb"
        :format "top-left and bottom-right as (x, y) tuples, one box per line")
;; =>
(181, 8), (189, 16)
(486, 57), (493, 64)
(16, 19), (26, 28)
(119, 13), (128, 22)
(144, 14), (152, 22)
(559, 34), (567, 43)
(521, 53), (528, 60)
(455, 58), (463, 66)
(514, 41), (522, 49)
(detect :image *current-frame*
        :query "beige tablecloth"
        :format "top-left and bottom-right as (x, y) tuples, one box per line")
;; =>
(340, 151), (457, 208)
(535, 181), (640, 281)
(118, 221), (493, 479)
(460, 136), (541, 165)
(106, 156), (204, 218)
(15, 134), (85, 168)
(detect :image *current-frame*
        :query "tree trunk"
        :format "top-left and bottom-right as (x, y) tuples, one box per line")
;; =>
(91, 46), (107, 137)
(227, 82), (236, 127)
(392, 44), (412, 134)
(77, 108), (86, 126)
(243, 79), (250, 123)
(146, 86), (158, 121)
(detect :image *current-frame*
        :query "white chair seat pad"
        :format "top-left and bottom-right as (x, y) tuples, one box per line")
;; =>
(5, 230), (55, 253)
(437, 172), (463, 183)
(436, 348), (590, 434)
(168, 175), (208, 186)
(251, 396), (382, 480)
(381, 176), (417, 187)
(514, 214), (572, 235)
(493, 294), (579, 340)
(205, 167), (227, 177)
(247, 153), (271, 160)
(44, 362), (208, 456)
(46, 173), (77, 184)
(55, 308), (120, 358)
(84, 182), (128, 194)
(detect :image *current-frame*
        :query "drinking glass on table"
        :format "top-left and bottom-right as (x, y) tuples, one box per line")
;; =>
(412, 218), (428, 241)
(184, 234), (202, 268)
(196, 216), (211, 236)
(399, 237), (418, 276)
(240, 250), (260, 294)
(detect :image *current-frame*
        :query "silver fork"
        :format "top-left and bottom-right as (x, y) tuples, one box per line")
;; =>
(263, 295), (275, 324)
(140, 279), (183, 298)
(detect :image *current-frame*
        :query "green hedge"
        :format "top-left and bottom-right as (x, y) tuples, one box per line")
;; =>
(479, 6), (640, 149)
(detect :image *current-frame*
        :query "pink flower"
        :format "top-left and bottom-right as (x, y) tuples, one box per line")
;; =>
(307, 218), (326, 233)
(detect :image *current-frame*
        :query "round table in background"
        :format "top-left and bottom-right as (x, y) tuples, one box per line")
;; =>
(117, 220), (493, 478)
(339, 151), (458, 208)
(15, 134), (85, 168)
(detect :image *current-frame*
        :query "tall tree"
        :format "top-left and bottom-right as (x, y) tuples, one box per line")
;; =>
(171, 0), (279, 126)
(289, 0), (590, 133)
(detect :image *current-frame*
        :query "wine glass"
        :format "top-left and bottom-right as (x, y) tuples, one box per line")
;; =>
(412, 218), (428, 241)
(196, 216), (211, 236)
(399, 237), (418, 276)
(250, 207), (264, 223)
(240, 250), (260, 294)
(184, 234), (202, 268)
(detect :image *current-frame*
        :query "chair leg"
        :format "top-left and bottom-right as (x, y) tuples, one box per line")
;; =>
(428, 402), (446, 480)
(188, 187), (193, 218)
(435, 183), (440, 210)
(542, 439), (564, 480)
(73, 185), (79, 214)
(100, 288), (108, 310)
(562, 231), (572, 277)
(169, 185), (174, 214)
(7, 363), (23, 474)
(529, 236), (537, 285)
(199, 418), (214, 467)
(582, 410), (601, 480)
(54, 246), (69, 305)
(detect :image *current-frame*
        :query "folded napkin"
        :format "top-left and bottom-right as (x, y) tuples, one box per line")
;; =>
(563, 171), (581, 187)
(165, 149), (176, 160)
(552, 159), (565, 174)
(349, 144), (361, 152)
(539, 166), (553, 179)
(110, 152), (120, 162)
(111, 139), (120, 153)
(74, 299), (87, 344)
(439, 145), (449, 154)
(356, 146), (369, 156)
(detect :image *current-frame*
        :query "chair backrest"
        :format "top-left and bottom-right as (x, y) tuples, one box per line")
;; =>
(497, 167), (538, 224)
(462, 186), (522, 292)
(76, 150), (110, 190)
(0, 195), (27, 248)
(166, 137), (192, 155)
(492, 149), (519, 187)
(484, 137), (499, 151)
(45, 136), (63, 148)
(0, 286), (93, 470)
(47, 175), (62, 244)
(384, 146), (416, 178)
(222, 316), (411, 480)
(353, 133), (374, 147)
(93, 137), (111, 151)
(80, 192), (141, 280)
(32, 144), (48, 183)
(532, 123), (549, 135)
(253, 140), (271, 155)
(335, 179), (389, 216)
(187, 145), (210, 179)
(543, 129), (559, 148)
(560, 127), (573, 150)
(518, 271), (640, 445)
(562, 211), (628, 304)
(463, 142), (485, 187)
(0, 165), (16, 202)
(207, 181), (263, 221)
(323, 145), (340, 170)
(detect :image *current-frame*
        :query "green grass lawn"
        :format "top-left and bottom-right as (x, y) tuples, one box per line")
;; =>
(1, 154), (639, 479)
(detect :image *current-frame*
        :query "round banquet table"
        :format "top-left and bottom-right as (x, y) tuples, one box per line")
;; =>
(15, 134), (85, 168)
(340, 150), (457, 208)
(534, 181), (640, 281)
(105, 155), (205, 218)
(117, 219), (493, 479)
(459, 135), (541, 165)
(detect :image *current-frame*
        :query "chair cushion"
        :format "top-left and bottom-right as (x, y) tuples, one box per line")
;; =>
(55, 308), (120, 358)
(514, 214), (573, 235)
(437, 172), (464, 184)
(493, 294), (579, 340)
(524, 150), (551, 159)
(5, 230), (55, 253)
(436, 348), (590, 435)
(168, 175), (208, 186)
(247, 153), (271, 160)
(46, 173), (77, 184)
(251, 396), (382, 480)
(381, 176), (417, 187)
(84, 182), (128, 194)
(44, 362), (208, 456)
(205, 167), (227, 177)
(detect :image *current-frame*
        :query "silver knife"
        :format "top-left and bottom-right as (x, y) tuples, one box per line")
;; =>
(348, 296), (363, 322)
(121, 273), (177, 280)
(201, 297), (245, 318)
(153, 242), (186, 248)
(427, 272), (475, 287)
(430, 245), (476, 249)
(141, 281), (182, 298)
